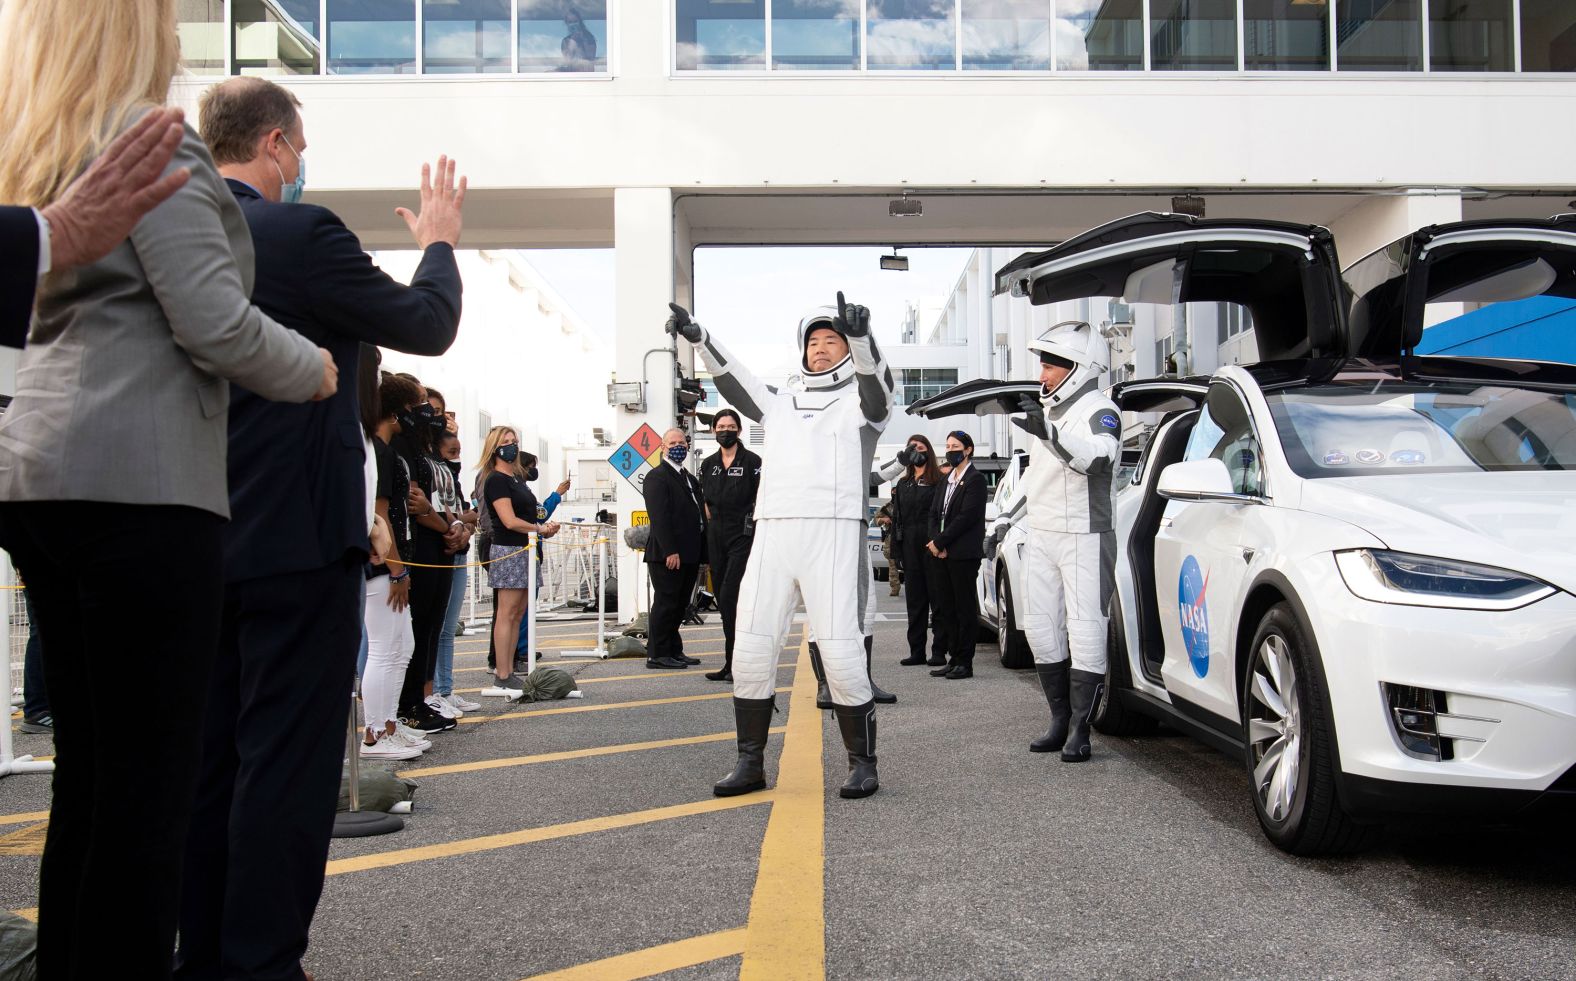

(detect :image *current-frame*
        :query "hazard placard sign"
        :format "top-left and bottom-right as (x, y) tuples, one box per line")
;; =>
(609, 423), (664, 496)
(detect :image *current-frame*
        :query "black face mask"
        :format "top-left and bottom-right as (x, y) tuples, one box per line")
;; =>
(946, 450), (966, 467)
(396, 408), (417, 433)
(910, 451), (929, 466)
(715, 431), (739, 449)
(497, 444), (519, 463)
(526, 467), (540, 482)
(445, 459), (462, 479)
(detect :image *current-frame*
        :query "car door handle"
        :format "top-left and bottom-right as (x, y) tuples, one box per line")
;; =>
(1158, 517), (1173, 529)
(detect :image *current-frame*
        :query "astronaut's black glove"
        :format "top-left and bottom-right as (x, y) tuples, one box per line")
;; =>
(895, 447), (915, 468)
(835, 291), (870, 338)
(1012, 392), (1050, 440)
(665, 302), (704, 344)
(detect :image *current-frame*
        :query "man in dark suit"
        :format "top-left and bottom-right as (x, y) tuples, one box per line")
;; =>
(175, 78), (464, 981)
(3, 107), (190, 348)
(927, 431), (989, 679)
(644, 426), (707, 669)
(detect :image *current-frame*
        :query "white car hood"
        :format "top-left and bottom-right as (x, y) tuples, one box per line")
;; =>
(1298, 472), (1576, 593)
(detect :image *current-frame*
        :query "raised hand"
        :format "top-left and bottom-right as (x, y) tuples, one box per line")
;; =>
(665, 302), (703, 343)
(396, 155), (467, 250)
(835, 290), (870, 338)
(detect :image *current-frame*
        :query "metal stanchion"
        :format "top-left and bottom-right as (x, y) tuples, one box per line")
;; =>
(526, 533), (539, 677)
(331, 687), (403, 838)
(1, 553), (53, 780)
(558, 536), (610, 659)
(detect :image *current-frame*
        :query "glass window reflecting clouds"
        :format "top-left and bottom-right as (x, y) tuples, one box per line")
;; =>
(676, 0), (766, 70)
(1429, 0), (1512, 72)
(1521, 1), (1576, 72)
(424, 0), (509, 74)
(1244, 0), (1330, 71)
(520, 0), (608, 72)
(178, 0), (226, 75)
(1337, 0), (1421, 71)
(773, 1), (860, 71)
(233, 0), (321, 75)
(1057, 0), (1143, 70)
(961, 0), (1050, 71)
(328, 0), (417, 74)
(867, 0), (955, 71)
(1150, 0), (1237, 71)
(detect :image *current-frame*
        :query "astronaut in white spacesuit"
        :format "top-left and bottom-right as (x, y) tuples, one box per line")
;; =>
(1012, 320), (1122, 763)
(666, 295), (893, 799)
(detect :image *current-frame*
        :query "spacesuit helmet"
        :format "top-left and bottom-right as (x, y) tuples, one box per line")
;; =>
(797, 306), (855, 391)
(1027, 319), (1109, 406)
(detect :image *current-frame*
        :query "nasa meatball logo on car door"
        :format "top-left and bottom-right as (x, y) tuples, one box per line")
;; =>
(1178, 555), (1211, 679)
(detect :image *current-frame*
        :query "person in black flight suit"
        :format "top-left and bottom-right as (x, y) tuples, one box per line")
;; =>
(889, 434), (949, 668)
(700, 409), (761, 682)
(645, 427), (708, 669)
(928, 430), (989, 679)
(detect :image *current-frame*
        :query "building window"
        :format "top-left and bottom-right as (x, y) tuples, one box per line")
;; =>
(1430, 0), (1513, 72)
(521, 0), (608, 72)
(961, 0), (1051, 70)
(897, 368), (959, 406)
(1150, 0), (1238, 71)
(1337, 0), (1422, 72)
(1224, 304), (1254, 338)
(1521, 1), (1576, 72)
(772, 0), (860, 71)
(232, 0), (321, 75)
(328, 0), (417, 75)
(676, 0), (766, 70)
(425, 0), (510, 74)
(179, 0), (227, 75)
(699, 379), (720, 405)
(1244, 0), (1331, 71)
(866, 0), (956, 70)
(1155, 333), (1175, 374)
(1058, 0), (1143, 70)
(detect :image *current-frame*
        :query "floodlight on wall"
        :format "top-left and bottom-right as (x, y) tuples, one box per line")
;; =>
(889, 192), (923, 218)
(880, 249), (910, 271)
(1171, 194), (1206, 219)
(606, 381), (645, 411)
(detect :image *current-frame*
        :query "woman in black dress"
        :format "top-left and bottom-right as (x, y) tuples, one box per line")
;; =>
(700, 409), (762, 682)
(889, 434), (949, 668)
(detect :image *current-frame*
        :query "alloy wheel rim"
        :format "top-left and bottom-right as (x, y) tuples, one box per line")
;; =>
(1247, 633), (1301, 823)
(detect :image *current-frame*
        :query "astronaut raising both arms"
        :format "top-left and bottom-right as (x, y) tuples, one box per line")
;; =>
(666, 293), (894, 799)
(1012, 320), (1122, 763)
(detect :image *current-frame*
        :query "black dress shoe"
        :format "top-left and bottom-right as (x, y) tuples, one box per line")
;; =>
(705, 667), (733, 682)
(926, 655), (948, 667)
(646, 657), (688, 669)
(898, 654), (927, 666)
(944, 663), (973, 679)
(929, 663), (955, 677)
(679, 655), (702, 665)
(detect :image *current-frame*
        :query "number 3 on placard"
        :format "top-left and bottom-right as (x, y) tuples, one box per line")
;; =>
(621, 450), (632, 468)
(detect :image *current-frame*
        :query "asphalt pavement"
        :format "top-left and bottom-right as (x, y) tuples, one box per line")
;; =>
(3, 590), (1574, 979)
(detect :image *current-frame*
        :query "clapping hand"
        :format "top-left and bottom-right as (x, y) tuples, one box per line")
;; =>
(835, 291), (870, 338)
(665, 303), (703, 344)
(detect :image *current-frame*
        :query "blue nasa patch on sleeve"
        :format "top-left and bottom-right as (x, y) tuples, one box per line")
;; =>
(1099, 414), (1119, 429)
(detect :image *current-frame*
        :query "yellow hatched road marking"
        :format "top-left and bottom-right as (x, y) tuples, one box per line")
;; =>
(456, 688), (792, 725)
(0, 811), (48, 827)
(11, 908), (36, 922)
(0, 822), (47, 855)
(520, 927), (747, 981)
(326, 795), (773, 876)
(741, 640), (825, 981)
(399, 728), (786, 779)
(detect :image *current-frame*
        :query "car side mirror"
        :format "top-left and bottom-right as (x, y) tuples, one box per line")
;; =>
(1157, 458), (1261, 504)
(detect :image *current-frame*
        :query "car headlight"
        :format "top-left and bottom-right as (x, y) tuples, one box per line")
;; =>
(1334, 549), (1556, 611)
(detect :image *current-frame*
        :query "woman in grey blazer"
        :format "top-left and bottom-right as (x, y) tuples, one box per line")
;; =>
(0, 3), (336, 977)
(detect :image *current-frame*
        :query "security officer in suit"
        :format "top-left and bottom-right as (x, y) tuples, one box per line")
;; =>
(700, 408), (761, 682)
(927, 430), (989, 679)
(644, 427), (708, 669)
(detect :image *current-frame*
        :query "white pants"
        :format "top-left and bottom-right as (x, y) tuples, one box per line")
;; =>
(734, 518), (872, 705)
(1021, 527), (1114, 674)
(363, 575), (415, 728)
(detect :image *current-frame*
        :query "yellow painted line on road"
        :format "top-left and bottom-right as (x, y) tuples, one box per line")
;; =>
(326, 795), (773, 877)
(0, 811), (48, 827)
(521, 927), (747, 981)
(400, 727), (787, 779)
(451, 663), (794, 695)
(456, 688), (792, 725)
(10, 908), (36, 922)
(741, 639), (825, 981)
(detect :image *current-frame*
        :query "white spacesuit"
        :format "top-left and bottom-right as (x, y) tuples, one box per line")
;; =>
(1013, 320), (1121, 762)
(666, 297), (894, 799)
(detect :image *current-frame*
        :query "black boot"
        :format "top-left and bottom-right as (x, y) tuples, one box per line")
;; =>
(1062, 669), (1105, 763)
(833, 700), (879, 799)
(809, 642), (833, 710)
(713, 696), (775, 796)
(705, 651), (733, 682)
(865, 636), (896, 704)
(1030, 661), (1070, 753)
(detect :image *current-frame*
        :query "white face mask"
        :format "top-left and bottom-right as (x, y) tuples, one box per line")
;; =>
(274, 136), (306, 204)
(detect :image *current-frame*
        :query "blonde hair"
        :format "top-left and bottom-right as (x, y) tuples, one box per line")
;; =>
(476, 426), (526, 480)
(0, 0), (181, 206)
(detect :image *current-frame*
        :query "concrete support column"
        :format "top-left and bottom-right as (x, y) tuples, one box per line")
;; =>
(613, 186), (677, 623)
(1327, 191), (1465, 268)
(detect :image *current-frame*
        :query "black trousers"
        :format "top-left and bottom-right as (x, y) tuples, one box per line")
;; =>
(0, 502), (223, 981)
(706, 528), (752, 669)
(900, 535), (947, 661)
(399, 533), (454, 714)
(175, 556), (362, 981)
(932, 557), (982, 666)
(647, 561), (698, 661)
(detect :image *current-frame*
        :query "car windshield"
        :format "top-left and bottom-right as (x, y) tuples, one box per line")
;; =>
(1266, 379), (1576, 477)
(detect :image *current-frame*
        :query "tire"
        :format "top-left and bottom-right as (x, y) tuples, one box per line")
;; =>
(996, 569), (1033, 669)
(1242, 603), (1377, 856)
(1093, 594), (1159, 737)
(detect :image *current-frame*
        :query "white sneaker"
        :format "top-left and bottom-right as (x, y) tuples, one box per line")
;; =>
(446, 693), (481, 713)
(360, 735), (420, 761)
(385, 729), (428, 754)
(392, 723), (433, 751)
(425, 694), (460, 719)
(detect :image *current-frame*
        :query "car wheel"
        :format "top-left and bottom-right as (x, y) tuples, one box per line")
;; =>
(1092, 594), (1158, 737)
(996, 569), (1032, 669)
(1242, 603), (1376, 856)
